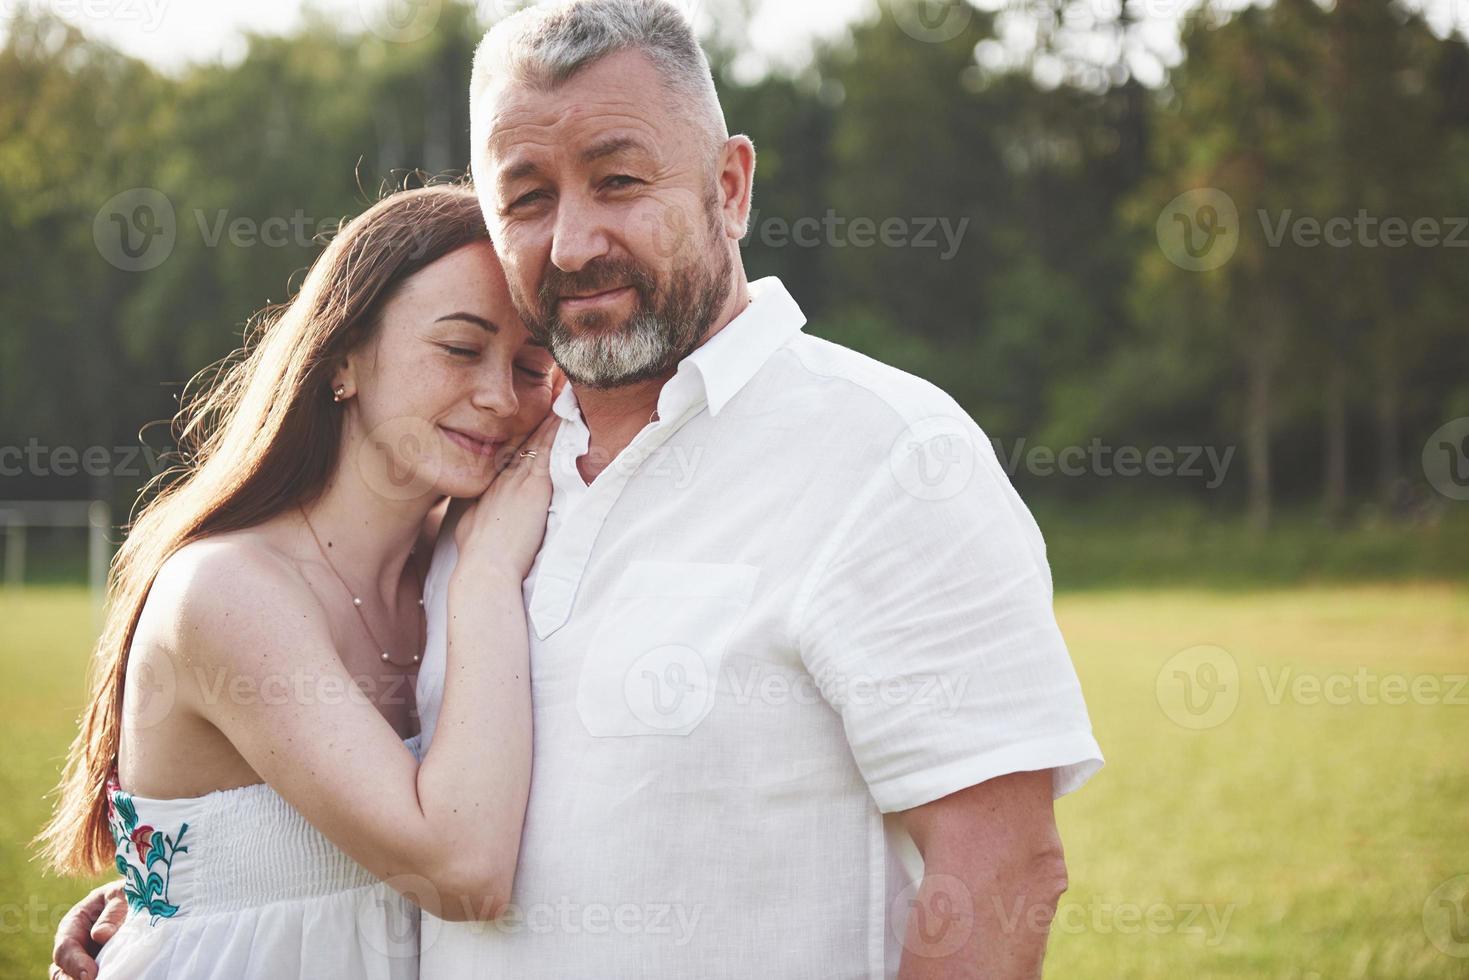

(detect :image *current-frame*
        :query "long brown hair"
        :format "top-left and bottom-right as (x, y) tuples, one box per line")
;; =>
(34, 182), (491, 876)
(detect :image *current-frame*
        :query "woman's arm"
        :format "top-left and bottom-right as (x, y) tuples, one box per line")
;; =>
(157, 417), (557, 923)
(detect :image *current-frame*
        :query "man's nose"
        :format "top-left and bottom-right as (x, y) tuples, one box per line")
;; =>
(549, 193), (613, 273)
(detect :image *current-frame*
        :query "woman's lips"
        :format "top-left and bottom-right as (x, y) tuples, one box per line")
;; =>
(440, 426), (504, 459)
(557, 285), (635, 314)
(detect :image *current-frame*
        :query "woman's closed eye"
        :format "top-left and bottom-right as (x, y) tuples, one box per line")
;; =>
(439, 343), (480, 358)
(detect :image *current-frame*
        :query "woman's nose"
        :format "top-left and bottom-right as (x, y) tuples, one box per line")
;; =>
(470, 370), (519, 417)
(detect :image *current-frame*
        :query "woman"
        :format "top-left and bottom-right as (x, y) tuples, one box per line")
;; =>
(35, 182), (560, 978)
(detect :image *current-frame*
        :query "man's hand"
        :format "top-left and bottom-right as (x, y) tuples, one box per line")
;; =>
(50, 880), (127, 980)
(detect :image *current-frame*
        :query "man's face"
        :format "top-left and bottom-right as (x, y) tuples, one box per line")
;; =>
(478, 48), (734, 389)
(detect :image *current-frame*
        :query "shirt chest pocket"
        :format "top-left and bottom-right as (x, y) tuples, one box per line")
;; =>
(576, 560), (760, 737)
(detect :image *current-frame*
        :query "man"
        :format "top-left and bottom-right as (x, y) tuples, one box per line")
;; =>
(54, 1), (1102, 976)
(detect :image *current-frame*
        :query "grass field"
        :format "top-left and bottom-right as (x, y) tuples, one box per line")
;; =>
(2, 583), (1467, 978)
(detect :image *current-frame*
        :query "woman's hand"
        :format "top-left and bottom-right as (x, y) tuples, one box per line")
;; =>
(453, 412), (559, 581)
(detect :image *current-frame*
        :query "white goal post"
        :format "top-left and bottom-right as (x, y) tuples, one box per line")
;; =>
(0, 499), (113, 618)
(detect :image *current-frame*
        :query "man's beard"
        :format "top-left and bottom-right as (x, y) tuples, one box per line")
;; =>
(516, 227), (733, 390)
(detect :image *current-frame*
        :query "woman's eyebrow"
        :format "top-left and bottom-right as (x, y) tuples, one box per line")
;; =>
(435, 312), (499, 333)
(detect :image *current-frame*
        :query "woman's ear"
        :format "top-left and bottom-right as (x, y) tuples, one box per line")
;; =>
(330, 358), (357, 403)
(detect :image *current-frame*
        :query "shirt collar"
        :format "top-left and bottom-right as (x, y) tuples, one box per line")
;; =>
(551, 376), (584, 423)
(682, 276), (806, 418)
(551, 276), (806, 425)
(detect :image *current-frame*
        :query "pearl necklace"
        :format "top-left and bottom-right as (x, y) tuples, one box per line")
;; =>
(299, 505), (423, 666)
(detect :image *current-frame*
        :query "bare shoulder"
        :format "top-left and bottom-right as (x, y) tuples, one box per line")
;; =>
(141, 528), (330, 669)
(122, 527), (336, 791)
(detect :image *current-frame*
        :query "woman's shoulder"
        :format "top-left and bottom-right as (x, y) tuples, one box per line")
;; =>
(122, 527), (333, 796)
(158, 527), (303, 599)
(143, 526), (324, 655)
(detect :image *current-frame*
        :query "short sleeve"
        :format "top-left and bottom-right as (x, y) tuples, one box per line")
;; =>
(793, 409), (1103, 813)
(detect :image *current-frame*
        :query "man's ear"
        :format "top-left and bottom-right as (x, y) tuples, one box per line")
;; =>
(717, 135), (756, 243)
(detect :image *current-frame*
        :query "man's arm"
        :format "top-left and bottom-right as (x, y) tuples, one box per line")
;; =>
(794, 408), (1101, 977)
(895, 770), (1069, 980)
(51, 880), (127, 980)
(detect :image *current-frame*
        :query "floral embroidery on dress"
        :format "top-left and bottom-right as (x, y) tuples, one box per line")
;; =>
(106, 770), (190, 924)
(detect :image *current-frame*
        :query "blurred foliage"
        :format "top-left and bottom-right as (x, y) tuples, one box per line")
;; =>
(2, 0), (1467, 540)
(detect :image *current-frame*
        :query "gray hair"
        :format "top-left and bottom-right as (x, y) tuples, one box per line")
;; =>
(470, 0), (728, 167)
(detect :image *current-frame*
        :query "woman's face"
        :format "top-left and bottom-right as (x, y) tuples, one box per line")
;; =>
(341, 240), (560, 501)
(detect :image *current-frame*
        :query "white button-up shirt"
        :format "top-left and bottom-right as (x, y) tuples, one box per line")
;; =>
(415, 277), (1102, 978)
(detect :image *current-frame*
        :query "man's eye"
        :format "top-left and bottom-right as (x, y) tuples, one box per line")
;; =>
(508, 190), (545, 210)
(604, 175), (641, 189)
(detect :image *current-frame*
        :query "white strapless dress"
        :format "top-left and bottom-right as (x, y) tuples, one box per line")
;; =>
(94, 734), (423, 979)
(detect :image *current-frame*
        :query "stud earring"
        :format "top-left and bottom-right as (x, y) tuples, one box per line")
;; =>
(333, 385), (346, 402)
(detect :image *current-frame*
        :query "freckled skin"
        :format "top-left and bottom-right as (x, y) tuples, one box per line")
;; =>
(340, 241), (559, 496)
